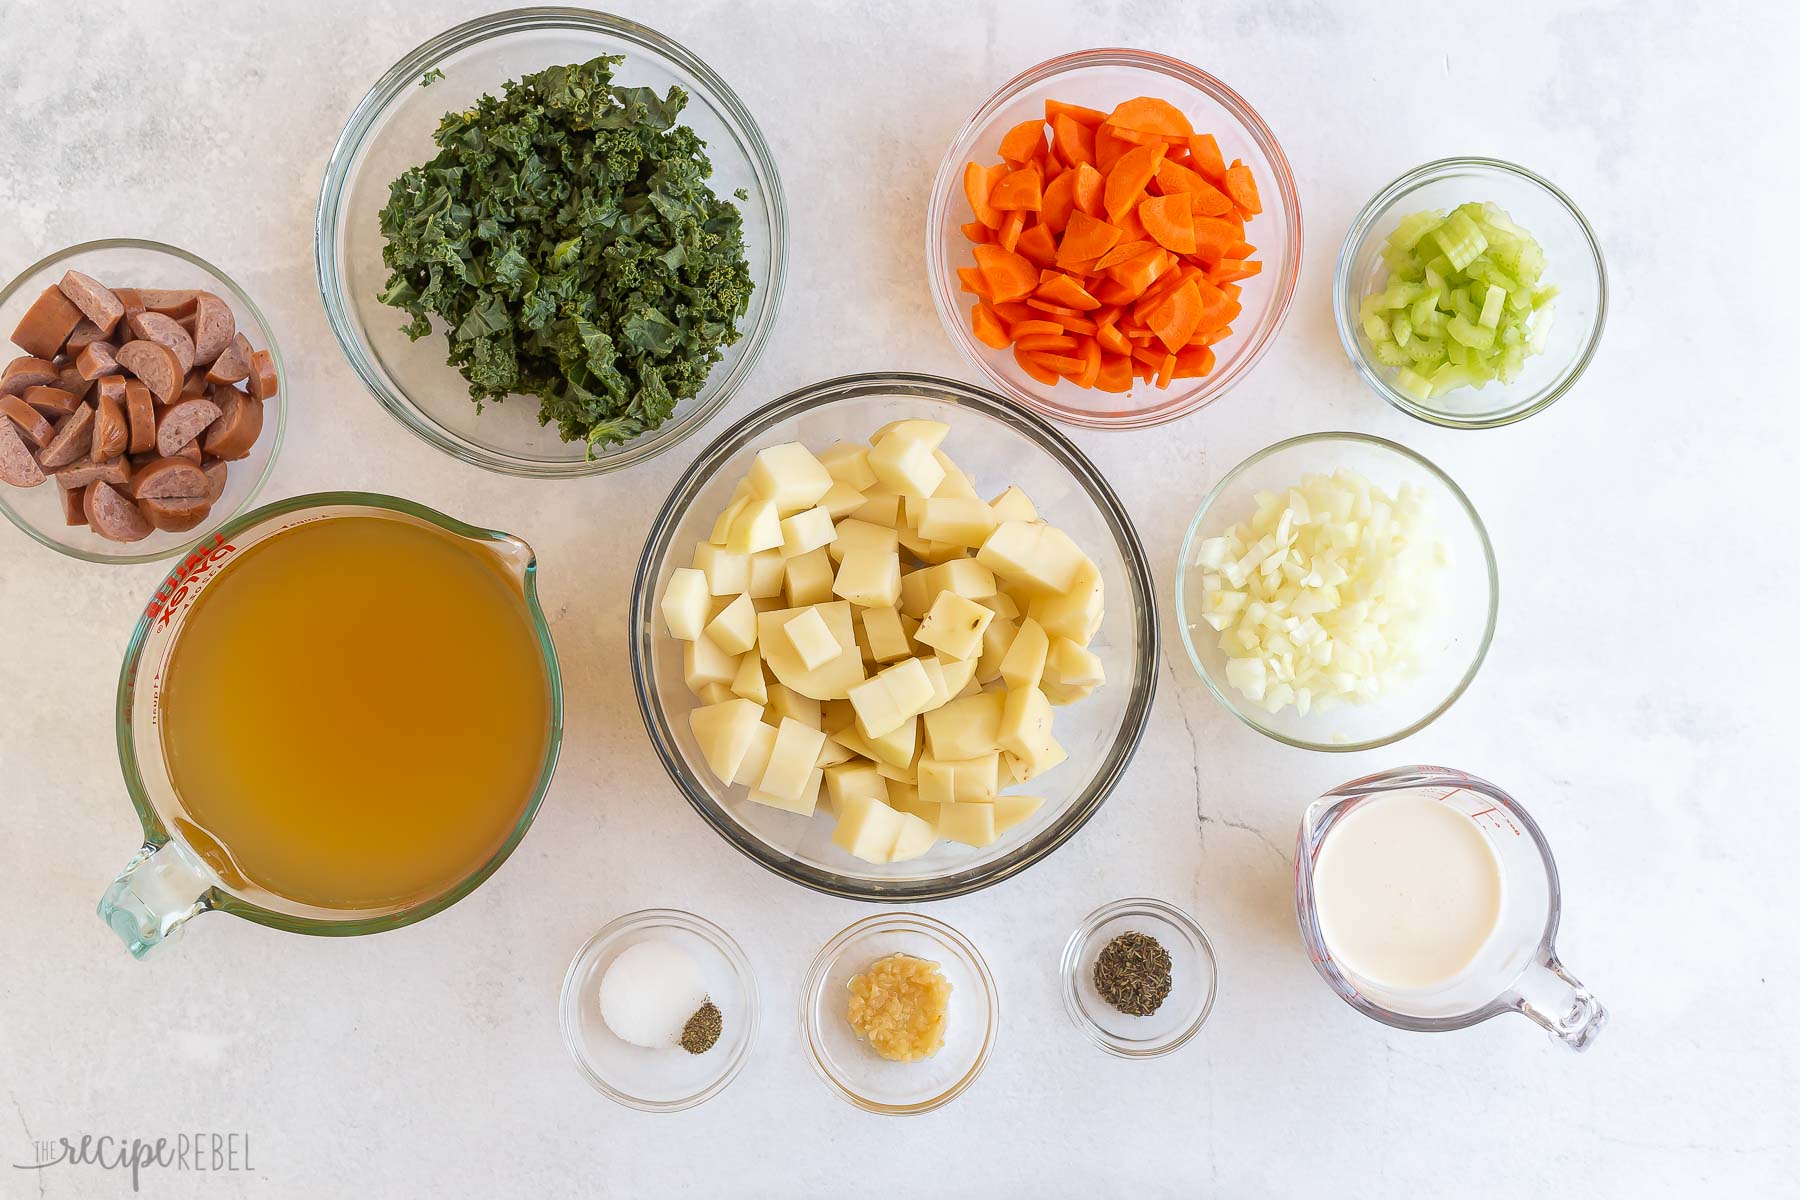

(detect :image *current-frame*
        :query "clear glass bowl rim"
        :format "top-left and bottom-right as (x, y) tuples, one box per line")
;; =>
(1174, 430), (1499, 751)
(1330, 155), (1608, 430)
(628, 371), (1160, 901)
(799, 911), (998, 1115)
(924, 45), (1302, 430)
(558, 906), (760, 1112)
(0, 237), (287, 564)
(312, 5), (789, 477)
(1059, 895), (1219, 1058)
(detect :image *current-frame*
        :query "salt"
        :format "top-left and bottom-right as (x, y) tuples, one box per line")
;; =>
(598, 939), (708, 1049)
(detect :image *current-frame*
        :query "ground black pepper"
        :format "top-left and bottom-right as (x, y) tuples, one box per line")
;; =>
(1093, 931), (1173, 1016)
(679, 1000), (722, 1054)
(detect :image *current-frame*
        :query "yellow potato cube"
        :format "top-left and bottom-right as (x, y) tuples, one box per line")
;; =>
(859, 605), (912, 663)
(921, 689), (1004, 761)
(1047, 636), (1105, 688)
(924, 557), (997, 603)
(725, 497), (783, 555)
(916, 591), (994, 661)
(998, 686), (1056, 761)
(898, 568), (931, 619)
(887, 782), (938, 825)
(780, 506), (837, 557)
(730, 652), (768, 705)
(948, 752), (1000, 801)
(783, 547), (835, 607)
(999, 616), (1049, 691)
(821, 698), (856, 734)
(1027, 558), (1104, 645)
(748, 442), (833, 513)
(915, 656), (951, 714)
(850, 491), (903, 529)
(918, 497), (998, 548)
(749, 765), (823, 817)
(936, 655), (977, 698)
(819, 441), (878, 491)
(829, 518), (899, 564)
(847, 657), (935, 739)
(976, 521), (1087, 595)
(832, 794), (906, 862)
(746, 549), (787, 599)
(931, 450), (980, 499)
(981, 590), (1021, 621)
(688, 697), (764, 782)
(819, 480), (866, 521)
(868, 422), (949, 498)
(683, 635), (740, 692)
(888, 812), (937, 861)
(1041, 678), (1096, 706)
(695, 682), (734, 705)
(992, 794), (1044, 834)
(937, 801), (998, 848)
(781, 606), (839, 671)
(989, 484), (1038, 524)
(832, 549), (901, 608)
(693, 541), (751, 596)
(917, 755), (956, 807)
(896, 525), (965, 565)
(825, 762), (888, 807)
(758, 717), (827, 802)
(660, 567), (710, 640)
(815, 737), (855, 771)
(975, 615), (1019, 685)
(704, 593), (758, 656)
(756, 602), (865, 700)
(708, 492), (750, 546)
(765, 682), (822, 730)
(730, 721), (780, 786)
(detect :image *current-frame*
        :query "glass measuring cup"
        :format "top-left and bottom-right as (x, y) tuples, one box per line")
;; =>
(1295, 765), (1607, 1050)
(96, 493), (563, 958)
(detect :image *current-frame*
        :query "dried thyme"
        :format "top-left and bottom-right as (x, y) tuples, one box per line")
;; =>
(1094, 931), (1173, 1017)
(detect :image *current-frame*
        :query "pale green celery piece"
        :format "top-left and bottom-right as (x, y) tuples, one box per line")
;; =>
(1395, 367), (1434, 399)
(1359, 293), (1385, 324)
(1498, 344), (1526, 382)
(1373, 337), (1410, 367)
(1479, 284), (1506, 329)
(1451, 288), (1481, 323)
(1405, 336), (1444, 364)
(1430, 362), (1495, 396)
(1446, 337), (1470, 366)
(1531, 283), (1559, 307)
(1392, 312), (1412, 347)
(1388, 258), (1426, 284)
(1446, 313), (1496, 351)
(1527, 303), (1555, 354)
(1362, 310), (1391, 343)
(1412, 309), (1443, 339)
(1499, 322), (1523, 347)
(1387, 209), (1446, 254)
(1409, 291), (1441, 329)
(1382, 280), (1425, 310)
(1433, 209), (1488, 270)
(1424, 264), (1447, 294)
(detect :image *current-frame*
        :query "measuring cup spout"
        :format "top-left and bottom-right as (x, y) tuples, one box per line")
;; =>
(97, 840), (213, 958)
(1510, 953), (1607, 1051)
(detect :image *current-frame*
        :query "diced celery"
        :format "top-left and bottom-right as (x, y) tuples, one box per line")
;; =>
(1372, 337), (1410, 367)
(1391, 312), (1412, 347)
(1362, 310), (1390, 343)
(1394, 367), (1433, 400)
(1445, 337), (1469, 366)
(1381, 281), (1425, 310)
(1386, 209), (1445, 254)
(1498, 344), (1526, 383)
(1479, 284), (1506, 329)
(1405, 336), (1444, 365)
(1432, 210), (1488, 271)
(1430, 362), (1495, 396)
(1409, 291), (1440, 329)
(1446, 314), (1496, 351)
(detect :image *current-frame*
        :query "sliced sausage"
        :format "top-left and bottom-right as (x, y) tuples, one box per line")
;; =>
(0, 419), (45, 487)
(54, 455), (130, 489)
(127, 455), (208, 499)
(137, 492), (212, 532)
(37, 403), (95, 468)
(137, 289), (198, 318)
(54, 366), (94, 402)
(1, 357), (60, 399)
(22, 385), (79, 419)
(61, 483), (88, 525)
(154, 396), (220, 456)
(10, 286), (84, 358)
(115, 340), (184, 405)
(202, 390), (263, 461)
(92, 383), (129, 460)
(84, 480), (152, 542)
(201, 456), (228, 503)
(65, 320), (109, 355)
(75, 340), (120, 380)
(246, 348), (277, 401)
(125, 380), (155, 454)
(174, 438), (203, 464)
(126, 312), (196, 374)
(190, 293), (236, 365)
(205, 332), (252, 384)
(180, 369), (209, 401)
(112, 287), (146, 323)
(57, 270), (125, 336)
(0, 394), (55, 447)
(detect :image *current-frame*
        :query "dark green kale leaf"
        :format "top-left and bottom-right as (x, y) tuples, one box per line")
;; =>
(376, 55), (755, 453)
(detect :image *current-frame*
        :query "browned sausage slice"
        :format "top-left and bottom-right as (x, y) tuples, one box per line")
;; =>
(37, 403), (95, 468)
(92, 384), (129, 460)
(125, 380), (155, 453)
(76, 341), (120, 380)
(127, 455), (208, 499)
(1, 394), (55, 447)
(190, 294), (236, 366)
(126, 312), (196, 374)
(154, 396), (220, 456)
(180, 369), (209, 401)
(85, 480), (152, 542)
(55, 366), (94, 401)
(23, 385), (78, 418)
(202, 390), (263, 461)
(62, 483), (88, 525)
(10, 286), (84, 358)
(174, 439), (203, 464)
(1, 357), (60, 398)
(137, 289), (198, 318)
(201, 456), (228, 503)
(112, 287), (146, 323)
(246, 348), (278, 401)
(54, 455), (129, 489)
(205, 332), (252, 384)
(0, 419), (45, 487)
(115, 340), (184, 405)
(137, 493), (212, 532)
(57, 270), (125, 336)
(65, 320), (109, 355)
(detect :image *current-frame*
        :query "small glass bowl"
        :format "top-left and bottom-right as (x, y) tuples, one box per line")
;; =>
(801, 912), (997, 1115)
(315, 8), (787, 476)
(1333, 157), (1606, 429)
(1175, 432), (1498, 751)
(0, 239), (286, 565)
(559, 908), (758, 1112)
(926, 47), (1300, 430)
(1061, 898), (1217, 1058)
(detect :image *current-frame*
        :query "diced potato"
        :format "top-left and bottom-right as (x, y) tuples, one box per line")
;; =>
(999, 616), (1049, 690)
(924, 557), (997, 603)
(981, 590), (1021, 621)
(748, 442), (833, 513)
(689, 697), (764, 782)
(821, 698), (856, 735)
(992, 794), (1044, 834)
(848, 657), (935, 739)
(819, 441), (878, 491)
(684, 635), (740, 692)
(825, 761), (888, 807)
(829, 518), (899, 564)
(819, 480), (866, 521)
(1041, 678), (1096, 706)
(868, 421), (949, 497)
(781, 606), (839, 671)
(661, 567), (710, 640)
(977, 521), (1087, 595)
(1001, 734), (1067, 783)
(990, 484), (1037, 524)
(765, 683), (822, 730)
(709, 493), (749, 546)
(898, 568), (931, 619)
(756, 602), (865, 700)
(887, 782), (938, 825)
(998, 686), (1056, 763)
(937, 801), (998, 848)
(693, 542), (751, 596)
(931, 450), (980, 499)
(725, 497), (783, 555)
(936, 655), (977, 698)
(887, 812), (937, 862)
(750, 765), (823, 816)
(758, 717), (827, 802)
(895, 525), (965, 565)
(922, 690), (1004, 761)
(1027, 558), (1104, 645)
(916, 591), (994, 661)
(917, 754), (955, 807)
(783, 547), (835, 607)
(859, 605), (912, 663)
(730, 652), (768, 705)
(832, 794), (905, 862)
(918, 497), (998, 548)
(780, 506), (837, 557)
(746, 550), (787, 599)
(815, 737), (855, 770)
(872, 754), (919, 785)
(731, 721), (779, 785)
(705, 593), (758, 656)
(695, 682), (734, 705)
(975, 615), (1019, 685)
(1047, 636), (1105, 687)
(850, 491), (903, 529)
(832, 549), (901, 608)
(915, 656), (950, 713)
(918, 752), (999, 805)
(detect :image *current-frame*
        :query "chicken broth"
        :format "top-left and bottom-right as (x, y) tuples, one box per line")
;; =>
(158, 515), (551, 911)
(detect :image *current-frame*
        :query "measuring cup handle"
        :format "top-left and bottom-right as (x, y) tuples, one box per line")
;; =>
(1512, 954), (1608, 1051)
(97, 840), (213, 959)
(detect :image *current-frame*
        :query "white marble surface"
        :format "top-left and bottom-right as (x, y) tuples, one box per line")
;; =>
(2, 1), (1795, 1195)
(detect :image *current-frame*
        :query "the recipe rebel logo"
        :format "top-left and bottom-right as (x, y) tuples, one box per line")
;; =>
(12, 1129), (255, 1192)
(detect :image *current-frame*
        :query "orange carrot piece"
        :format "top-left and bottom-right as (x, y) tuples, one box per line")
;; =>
(1015, 223), (1058, 269)
(1226, 239), (1256, 258)
(1145, 279), (1204, 353)
(1223, 159), (1262, 215)
(1040, 170), (1079, 234)
(1105, 245), (1169, 293)
(1138, 191), (1196, 255)
(973, 243), (1039, 303)
(1051, 114), (1096, 168)
(1040, 151), (1064, 182)
(1208, 258), (1262, 284)
(1104, 125), (1181, 147)
(991, 167), (1043, 212)
(1153, 159), (1235, 215)
(964, 161), (1006, 230)
(1173, 344), (1216, 378)
(1095, 320), (1131, 356)
(1034, 351), (1087, 375)
(1190, 216), (1241, 265)
(1187, 134), (1227, 183)
(1008, 319), (1064, 338)
(1044, 311), (1098, 335)
(1094, 123), (1132, 175)
(1112, 201), (1150, 243)
(1056, 210), (1123, 268)
(1034, 272), (1102, 311)
(998, 119), (1049, 166)
(956, 266), (991, 299)
(970, 303), (1010, 349)
(1154, 350), (1178, 388)
(1091, 276), (1146, 306)
(1193, 279), (1242, 332)
(1071, 163), (1105, 219)
(1196, 324), (1232, 346)
(997, 209), (1026, 253)
(1095, 352), (1133, 392)
(1013, 345), (1061, 386)
(1015, 333), (1079, 353)
(1103, 143), (1167, 224)
(960, 220), (991, 244)
(1106, 96), (1195, 139)
(1045, 99), (1108, 128)
(1025, 297), (1085, 317)
(1074, 336), (1103, 388)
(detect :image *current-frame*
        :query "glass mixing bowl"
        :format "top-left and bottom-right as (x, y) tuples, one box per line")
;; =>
(926, 47), (1301, 430)
(629, 373), (1158, 901)
(1333, 157), (1606, 429)
(1175, 432), (1497, 751)
(315, 7), (786, 476)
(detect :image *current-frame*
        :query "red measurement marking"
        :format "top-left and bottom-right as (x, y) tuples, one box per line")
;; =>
(147, 533), (235, 629)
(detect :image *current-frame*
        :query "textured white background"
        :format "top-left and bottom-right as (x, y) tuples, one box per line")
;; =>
(2, 1), (1795, 1196)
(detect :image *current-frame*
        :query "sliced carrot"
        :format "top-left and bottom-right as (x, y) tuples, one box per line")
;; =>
(1193, 279), (1242, 333)
(1041, 151), (1065, 182)
(1138, 191), (1196, 255)
(1145, 279), (1204, 353)
(997, 208), (1026, 252)
(990, 167), (1043, 212)
(1104, 125), (1180, 146)
(1095, 321), (1132, 355)
(1051, 114), (1096, 168)
(1106, 96), (1194, 138)
(1187, 133), (1227, 183)
(1045, 99), (1107, 128)
(1094, 123), (1133, 175)
(959, 220), (991, 244)
(1015, 333), (1078, 354)
(1153, 159), (1235, 215)
(1091, 276), (1146, 306)
(1105, 246), (1169, 294)
(1220, 282), (1242, 301)
(1226, 239), (1257, 258)
(1014, 344), (1061, 386)
(965, 161), (1008, 230)
(1074, 336), (1103, 388)
(1034, 272), (1102, 311)
(1103, 143), (1167, 224)
(1092, 304), (1122, 329)
(1095, 352), (1133, 392)
(1025, 297), (1086, 317)
(1008, 319), (1064, 338)
(956, 266), (991, 299)
(1154, 350), (1178, 388)
(1033, 351), (1087, 375)
(972, 243), (1038, 303)
(1071, 162), (1105, 219)
(1040, 170), (1078, 234)
(1173, 344), (1216, 378)
(1112, 202), (1150, 244)
(1044, 311), (1098, 335)
(1191, 216), (1241, 264)
(1223, 159), (1262, 215)
(1208, 258), (1262, 284)
(998, 119), (1049, 166)
(992, 301), (1036, 324)
(1056, 210), (1123, 267)
(970, 303), (1010, 349)
(1015, 223), (1058, 269)
(1195, 325), (1232, 346)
